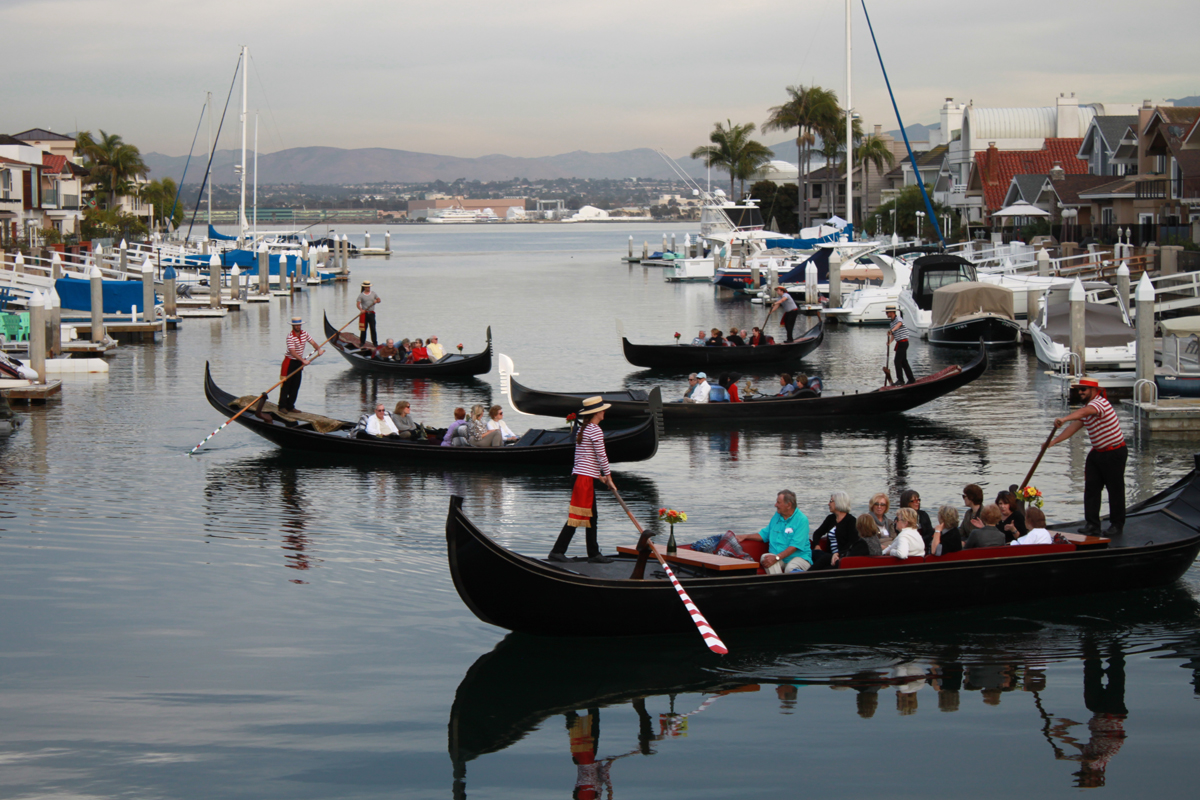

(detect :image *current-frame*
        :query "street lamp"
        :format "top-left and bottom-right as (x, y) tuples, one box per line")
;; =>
(915, 211), (926, 242)
(890, 208), (897, 239)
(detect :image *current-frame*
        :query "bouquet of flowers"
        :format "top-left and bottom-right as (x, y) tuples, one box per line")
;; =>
(674, 332), (681, 342)
(1017, 485), (1044, 508)
(456, 343), (463, 352)
(565, 412), (577, 423)
(658, 508), (687, 525)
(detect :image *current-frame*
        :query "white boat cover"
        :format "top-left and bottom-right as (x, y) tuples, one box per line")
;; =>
(931, 282), (1015, 329)
(1160, 315), (1200, 336)
(1041, 302), (1135, 347)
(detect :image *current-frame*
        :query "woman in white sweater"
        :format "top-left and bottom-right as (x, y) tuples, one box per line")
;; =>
(884, 507), (926, 560)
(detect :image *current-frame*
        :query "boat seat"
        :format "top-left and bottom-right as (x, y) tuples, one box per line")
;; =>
(927, 543), (1075, 562)
(514, 430), (546, 447)
(838, 555), (927, 569)
(628, 389), (649, 401)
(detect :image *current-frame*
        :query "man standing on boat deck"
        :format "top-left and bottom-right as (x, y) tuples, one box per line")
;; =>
(736, 489), (812, 573)
(356, 280), (382, 348)
(279, 316), (323, 413)
(1049, 378), (1127, 535)
(885, 305), (916, 386)
(770, 286), (800, 342)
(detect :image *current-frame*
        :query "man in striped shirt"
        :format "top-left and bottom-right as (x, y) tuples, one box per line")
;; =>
(1051, 379), (1127, 535)
(279, 317), (324, 413)
(885, 306), (916, 385)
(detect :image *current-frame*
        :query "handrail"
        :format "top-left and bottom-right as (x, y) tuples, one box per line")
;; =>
(1132, 379), (1158, 420)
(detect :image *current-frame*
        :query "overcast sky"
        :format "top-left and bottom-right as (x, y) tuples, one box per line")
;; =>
(2, 0), (1196, 159)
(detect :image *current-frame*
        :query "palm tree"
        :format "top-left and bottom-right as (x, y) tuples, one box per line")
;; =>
(855, 134), (896, 227)
(817, 112), (865, 224)
(76, 130), (149, 210)
(691, 120), (773, 200)
(763, 85), (840, 229)
(141, 178), (182, 231)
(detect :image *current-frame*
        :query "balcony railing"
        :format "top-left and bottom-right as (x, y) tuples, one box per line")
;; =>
(62, 194), (79, 210)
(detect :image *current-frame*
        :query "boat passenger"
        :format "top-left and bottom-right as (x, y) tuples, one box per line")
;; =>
(442, 407), (468, 446)
(844, 514), (884, 558)
(965, 504), (1006, 549)
(996, 490), (1027, 542)
(411, 338), (430, 363)
(734, 489), (812, 573)
(867, 493), (892, 535)
(811, 491), (858, 569)
(426, 336), (445, 361)
(933, 505), (961, 555)
(398, 338), (413, 364)
(1010, 507), (1054, 545)
(748, 327), (765, 346)
(718, 373), (741, 402)
(392, 400), (426, 441)
(486, 405), (520, 444)
(682, 373), (699, 401)
(373, 338), (399, 360)
(688, 372), (711, 403)
(727, 327), (746, 347)
(960, 483), (985, 534)
(465, 404), (503, 447)
(891, 489), (935, 551)
(363, 402), (401, 439)
(776, 373), (798, 397)
(548, 396), (614, 564)
(883, 508), (926, 559)
(706, 328), (726, 347)
(691, 330), (707, 346)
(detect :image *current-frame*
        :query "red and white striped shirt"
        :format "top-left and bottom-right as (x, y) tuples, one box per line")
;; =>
(572, 423), (610, 478)
(285, 329), (317, 360)
(1083, 396), (1125, 451)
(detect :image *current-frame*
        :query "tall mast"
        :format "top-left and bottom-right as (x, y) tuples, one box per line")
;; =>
(206, 91), (213, 228)
(238, 45), (248, 243)
(253, 113), (259, 240)
(845, 0), (853, 240)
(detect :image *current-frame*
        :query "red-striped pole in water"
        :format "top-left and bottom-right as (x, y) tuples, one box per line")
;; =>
(610, 486), (729, 656)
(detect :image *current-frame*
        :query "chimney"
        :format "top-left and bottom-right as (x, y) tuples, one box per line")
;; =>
(1143, 99), (1153, 109)
(1050, 161), (1066, 181)
(1056, 92), (1080, 137)
(873, 124), (882, 137)
(985, 143), (999, 185)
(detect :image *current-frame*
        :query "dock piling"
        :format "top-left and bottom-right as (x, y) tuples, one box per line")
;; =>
(1136, 273), (1156, 403)
(141, 257), (155, 324)
(48, 285), (61, 357)
(258, 245), (269, 295)
(231, 265), (241, 302)
(164, 265), (177, 318)
(51, 251), (62, 280)
(385, 231), (391, 255)
(828, 250), (842, 309)
(209, 253), (221, 309)
(1116, 262), (1131, 318)
(1037, 248), (1050, 277)
(628, 235), (633, 258)
(1069, 278), (1086, 375)
(29, 289), (46, 384)
(364, 232), (371, 251)
(119, 239), (128, 275)
(89, 267), (106, 343)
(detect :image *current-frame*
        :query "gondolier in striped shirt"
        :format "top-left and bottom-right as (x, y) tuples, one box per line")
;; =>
(1050, 378), (1127, 535)
(279, 316), (324, 413)
(549, 396), (614, 564)
(885, 305), (916, 385)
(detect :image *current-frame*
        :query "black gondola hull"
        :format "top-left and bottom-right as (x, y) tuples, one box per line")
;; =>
(621, 318), (823, 369)
(204, 364), (662, 466)
(324, 313), (493, 376)
(508, 343), (987, 420)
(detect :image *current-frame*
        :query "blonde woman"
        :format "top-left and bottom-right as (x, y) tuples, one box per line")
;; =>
(868, 493), (891, 534)
(465, 404), (503, 447)
(883, 507), (925, 560)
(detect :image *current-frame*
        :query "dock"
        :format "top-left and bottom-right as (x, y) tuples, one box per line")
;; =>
(0, 380), (62, 403)
(1123, 397), (1200, 432)
(71, 321), (165, 343)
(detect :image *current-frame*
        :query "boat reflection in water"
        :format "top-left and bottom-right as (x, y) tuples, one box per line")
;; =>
(449, 585), (1200, 795)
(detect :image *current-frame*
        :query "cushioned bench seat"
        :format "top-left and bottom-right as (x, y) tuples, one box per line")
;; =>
(838, 542), (1075, 570)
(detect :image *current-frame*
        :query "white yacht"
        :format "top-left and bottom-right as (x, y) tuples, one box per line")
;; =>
(898, 254), (1020, 346)
(1028, 284), (1137, 370)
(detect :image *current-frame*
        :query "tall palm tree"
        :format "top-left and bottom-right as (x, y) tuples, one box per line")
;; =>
(76, 130), (148, 210)
(763, 85), (840, 229)
(817, 112), (865, 223)
(855, 134), (896, 226)
(691, 120), (773, 200)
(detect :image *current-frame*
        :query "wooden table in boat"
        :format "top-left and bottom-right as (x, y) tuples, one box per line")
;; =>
(615, 543), (760, 572)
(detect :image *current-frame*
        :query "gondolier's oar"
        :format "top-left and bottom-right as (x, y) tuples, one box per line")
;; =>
(609, 485), (729, 656)
(1020, 422), (1062, 490)
(882, 340), (894, 387)
(186, 312), (360, 455)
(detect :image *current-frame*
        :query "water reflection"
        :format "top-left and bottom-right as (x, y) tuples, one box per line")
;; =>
(323, 369), (494, 419)
(450, 584), (1200, 795)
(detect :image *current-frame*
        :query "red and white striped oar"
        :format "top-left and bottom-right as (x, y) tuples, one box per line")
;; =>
(610, 486), (728, 655)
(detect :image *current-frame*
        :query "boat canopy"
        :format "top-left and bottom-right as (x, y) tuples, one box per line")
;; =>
(208, 224), (238, 241)
(909, 254), (978, 311)
(1160, 315), (1200, 337)
(1042, 303), (1136, 347)
(931, 282), (1014, 329)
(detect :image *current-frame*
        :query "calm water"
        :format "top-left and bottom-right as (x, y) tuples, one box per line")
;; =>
(2, 223), (1198, 798)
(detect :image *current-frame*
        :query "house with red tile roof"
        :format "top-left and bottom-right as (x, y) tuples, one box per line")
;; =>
(963, 139), (1087, 224)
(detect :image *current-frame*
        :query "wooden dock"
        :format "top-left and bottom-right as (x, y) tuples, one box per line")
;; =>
(0, 380), (62, 403)
(1123, 397), (1200, 432)
(70, 322), (164, 343)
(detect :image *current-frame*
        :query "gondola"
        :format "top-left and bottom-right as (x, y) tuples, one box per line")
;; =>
(204, 364), (663, 466)
(620, 317), (823, 369)
(500, 342), (987, 421)
(445, 457), (1200, 637)
(323, 313), (492, 377)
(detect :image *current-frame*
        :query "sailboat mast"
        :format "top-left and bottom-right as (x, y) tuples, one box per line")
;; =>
(206, 91), (212, 228)
(238, 45), (248, 244)
(253, 114), (259, 239)
(845, 0), (853, 240)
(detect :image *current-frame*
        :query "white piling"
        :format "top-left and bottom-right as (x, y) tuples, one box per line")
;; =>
(258, 244), (269, 295)
(231, 265), (241, 301)
(1136, 272), (1156, 403)
(14, 251), (24, 273)
(364, 231), (371, 250)
(1116, 262), (1131, 319)
(209, 252), (222, 309)
(48, 284), (61, 357)
(89, 266), (106, 343)
(805, 261), (819, 305)
(828, 250), (842, 309)
(385, 230), (391, 255)
(119, 239), (128, 274)
(642, 241), (648, 259)
(628, 235), (633, 258)
(1037, 248), (1050, 278)
(164, 265), (177, 318)
(29, 289), (46, 384)
(51, 250), (62, 280)
(1069, 278), (1086, 375)
(671, 233), (676, 254)
(141, 256), (155, 323)
(340, 235), (349, 274)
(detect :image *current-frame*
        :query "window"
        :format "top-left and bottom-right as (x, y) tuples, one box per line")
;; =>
(1101, 208), (1114, 225)
(0, 169), (10, 199)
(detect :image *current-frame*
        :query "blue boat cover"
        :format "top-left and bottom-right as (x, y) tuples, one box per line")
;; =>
(764, 224), (851, 250)
(209, 225), (239, 241)
(55, 277), (150, 314)
(178, 250), (304, 277)
(777, 249), (832, 284)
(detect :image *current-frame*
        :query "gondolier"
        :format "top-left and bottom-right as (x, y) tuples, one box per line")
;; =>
(770, 286), (800, 342)
(279, 316), (324, 412)
(357, 281), (382, 347)
(549, 396), (614, 563)
(1050, 378), (1127, 535)
(886, 306), (916, 386)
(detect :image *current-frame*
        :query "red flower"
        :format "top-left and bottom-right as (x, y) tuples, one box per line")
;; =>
(566, 413), (577, 422)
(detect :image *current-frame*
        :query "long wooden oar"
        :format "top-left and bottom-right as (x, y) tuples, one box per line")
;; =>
(1020, 422), (1062, 490)
(609, 485), (728, 656)
(882, 340), (894, 387)
(187, 312), (359, 455)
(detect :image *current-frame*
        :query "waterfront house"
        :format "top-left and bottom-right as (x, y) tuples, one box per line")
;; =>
(964, 139), (1088, 226)
(1077, 116), (1139, 177)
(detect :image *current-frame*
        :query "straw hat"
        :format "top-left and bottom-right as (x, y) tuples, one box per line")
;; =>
(1077, 378), (1100, 388)
(361, 280), (372, 287)
(290, 316), (303, 325)
(580, 396), (612, 416)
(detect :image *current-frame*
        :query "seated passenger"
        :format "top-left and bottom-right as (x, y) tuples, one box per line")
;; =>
(718, 373), (741, 402)
(776, 373), (798, 396)
(933, 505), (961, 555)
(883, 507), (926, 559)
(727, 327), (746, 346)
(411, 338), (430, 363)
(996, 490), (1027, 542)
(691, 329), (707, 346)
(868, 492), (892, 534)
(686, 372), (711, 403)
(373, 338), (399, 360)
(392, 400), (426, 440)
(706, 328), (726, 347)
(891, 489), (935, 551)
(442, 407), (468, 446)
(682, 373), (700, 401)
(362, 403), (401, 439)
(426, 335), (445, 361)
(844, 514), (884, 558)
(465, 404), (503, 447)
(811, 491), (858, 569)
(486, 405), (520, 444)
(965, 504), (1006, 549)
(398, 338), (413, 364)
(1010, 507), (1054, 545)
(734, 489), (812, 573)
